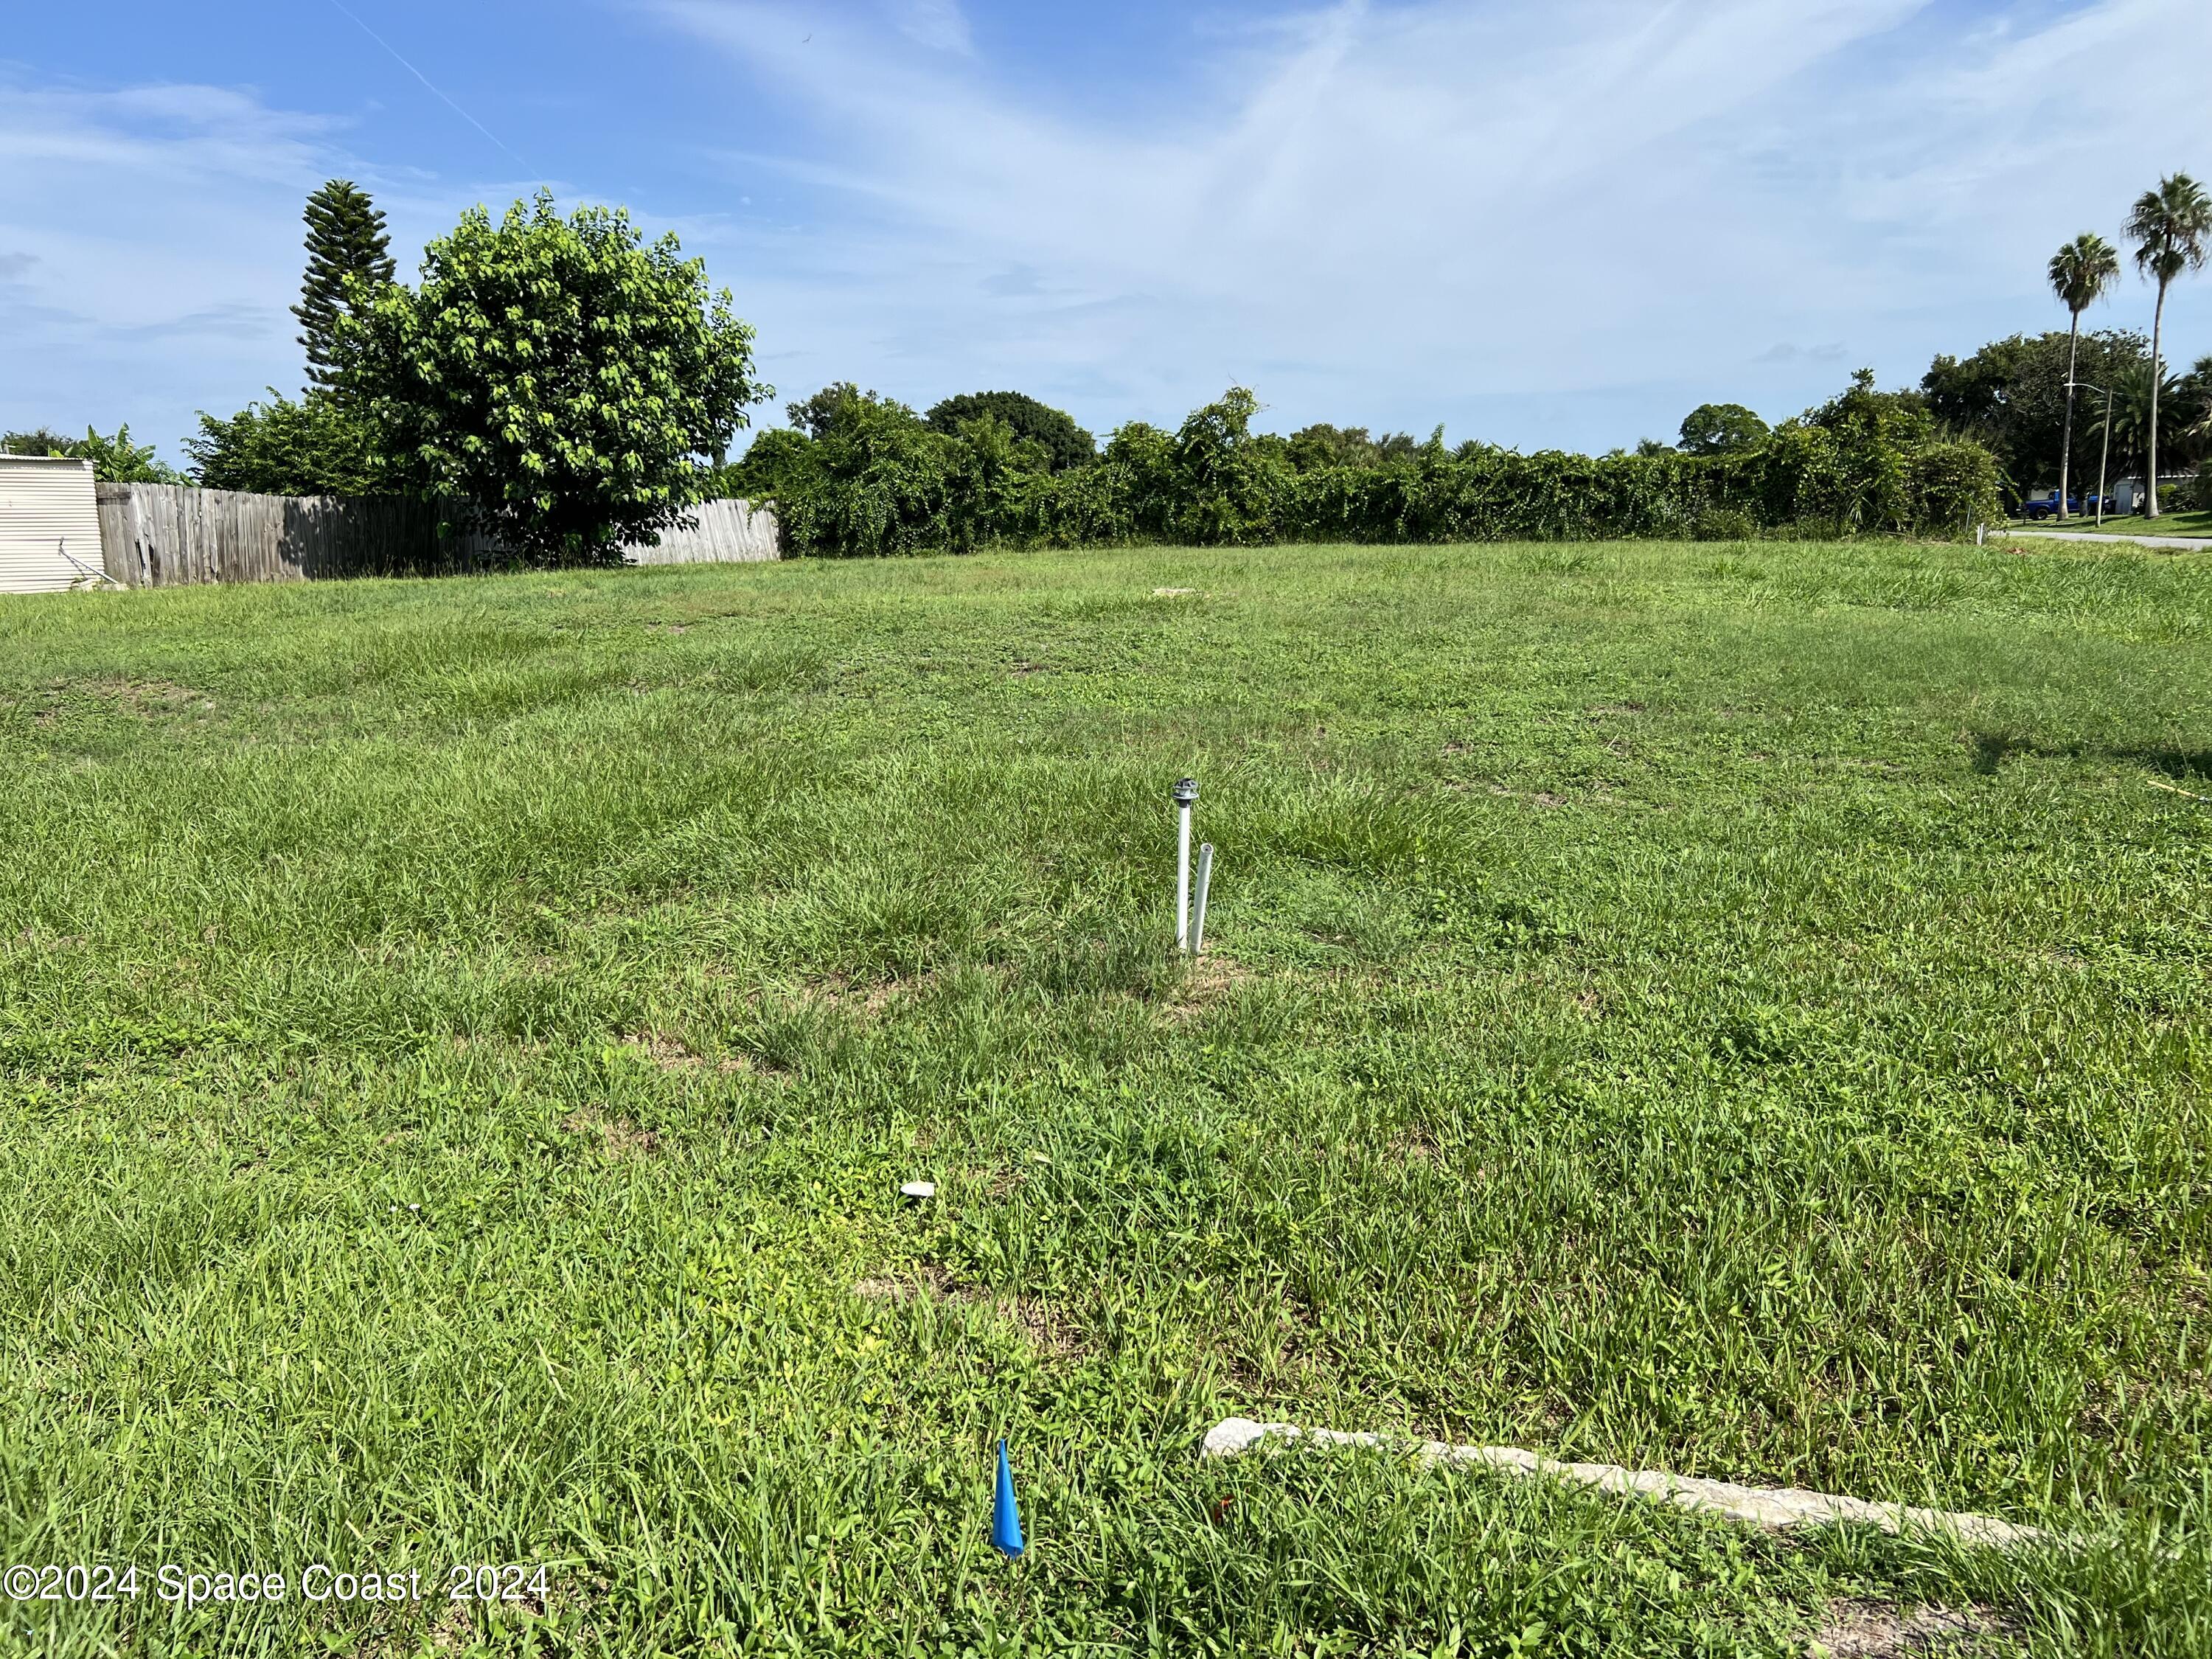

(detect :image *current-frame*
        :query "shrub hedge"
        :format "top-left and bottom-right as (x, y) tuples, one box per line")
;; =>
(733, 384), (2003, 558)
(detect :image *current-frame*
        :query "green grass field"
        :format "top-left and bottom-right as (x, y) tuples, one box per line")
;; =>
(2, 537), (2208, 1657)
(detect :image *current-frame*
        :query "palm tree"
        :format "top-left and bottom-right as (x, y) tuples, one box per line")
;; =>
(2187, 355), (2212, 459)
(2123, 173), (2212, 517)
(2101, 361), (2182, 481)
(2047, 234), (2119, 519)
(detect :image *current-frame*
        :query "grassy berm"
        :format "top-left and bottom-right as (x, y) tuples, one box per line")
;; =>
(1, 538), (2208, 1658)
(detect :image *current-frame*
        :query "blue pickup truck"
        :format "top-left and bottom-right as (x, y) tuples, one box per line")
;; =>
(2019, 490), (2104, 521)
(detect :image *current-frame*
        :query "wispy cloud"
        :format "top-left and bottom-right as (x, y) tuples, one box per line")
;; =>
(0, 69), (538, 451)
(652, 0), (2212, 445)
(894, 0), (973, 55)
(3, 1), (2208, 462)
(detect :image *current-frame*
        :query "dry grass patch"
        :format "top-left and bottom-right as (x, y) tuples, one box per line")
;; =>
(563, 1107), (664, 1161)
(1809, 1599), (2008, 1658)
(851, 1272), (1088, 1361)
(1161, 951), (1255, 1023)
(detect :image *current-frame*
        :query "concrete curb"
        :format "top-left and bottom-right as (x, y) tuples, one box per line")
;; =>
(2011, 529), (2212, 551)
(1201, 1419), (2042, 1549)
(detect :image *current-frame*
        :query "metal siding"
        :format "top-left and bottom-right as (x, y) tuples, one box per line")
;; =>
(0, 458), (104, 594)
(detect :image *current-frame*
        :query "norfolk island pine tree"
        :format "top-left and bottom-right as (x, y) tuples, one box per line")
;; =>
(293, 180), (396, 394)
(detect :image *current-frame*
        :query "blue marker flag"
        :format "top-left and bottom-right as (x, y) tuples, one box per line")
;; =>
(990, 1439), (1025, 1557)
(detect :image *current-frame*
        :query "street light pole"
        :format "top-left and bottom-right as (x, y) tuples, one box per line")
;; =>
(2069, 381), (2114, 528)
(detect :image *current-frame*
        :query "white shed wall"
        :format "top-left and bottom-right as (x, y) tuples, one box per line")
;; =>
(0, 456), (104, 594)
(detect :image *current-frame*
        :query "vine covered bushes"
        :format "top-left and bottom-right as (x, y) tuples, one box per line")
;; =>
(731, 378), (2003, 557)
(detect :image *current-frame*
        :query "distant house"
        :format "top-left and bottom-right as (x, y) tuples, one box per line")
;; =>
(2107, 475), (2197, 516)
(0, 454), (105, 594)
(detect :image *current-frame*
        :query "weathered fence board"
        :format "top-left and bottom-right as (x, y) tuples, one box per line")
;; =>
(94, 485), (779, 588)
(623, 498), (780, 565)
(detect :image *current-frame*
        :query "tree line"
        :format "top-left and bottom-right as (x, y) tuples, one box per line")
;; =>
(731, 375), (1999, 556)
(5, 168), (2204, 559)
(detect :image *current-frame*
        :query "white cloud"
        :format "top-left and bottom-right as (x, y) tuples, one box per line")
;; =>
(4, 1), (2208, 461)
(894, 0), (973, 55)
(653, 0), (2212, 447)
(0, 71), (537, 454)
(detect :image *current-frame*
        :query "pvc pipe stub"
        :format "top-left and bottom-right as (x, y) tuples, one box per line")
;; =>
(1173, 778), (1200, 805)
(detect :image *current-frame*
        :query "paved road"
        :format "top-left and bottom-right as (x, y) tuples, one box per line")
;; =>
(2008, 527), (2212, 552)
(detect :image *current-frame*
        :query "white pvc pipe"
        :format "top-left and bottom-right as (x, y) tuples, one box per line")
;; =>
(1192, 843), (1214, 955)
(1174, 779), (1197, 951)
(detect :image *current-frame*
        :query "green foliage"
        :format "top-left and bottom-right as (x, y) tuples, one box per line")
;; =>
(337, 192), (768, 566)
(2050, 233), (2122, 320)
(1924, 330), (2149, 494)
(2098, 362), (2191, 479)
(785, 381), (869, 439)
(184, 391), (395, 496)
(2125, 173), (2212, 294)
(1, 425), (184, 484)
(1285, 422), (1424, 471)
(926, 389), (1095, 471)
(1799, 367), (1937, 448)
(760, 392), (958, 557)
(1677, 402), (1770, 456)
(748, 375), (2003, 557)
(293, 180), (395, 393)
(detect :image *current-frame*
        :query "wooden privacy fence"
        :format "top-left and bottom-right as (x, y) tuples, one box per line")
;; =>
(95, 485), (779, 588)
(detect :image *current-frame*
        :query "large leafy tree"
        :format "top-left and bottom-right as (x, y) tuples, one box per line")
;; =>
(293, 181), (396, 393)
(1921, 329), (2146, 498)
(2046, 234), (2121, 518)
(338, 193), (768, 564)
(924, 391), (1094, 471)
(2123, 173), (2211, 517)
(1677, 403), (1770, 456)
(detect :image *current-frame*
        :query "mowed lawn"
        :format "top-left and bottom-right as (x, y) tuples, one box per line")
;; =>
(1, 538), (2208, 1657)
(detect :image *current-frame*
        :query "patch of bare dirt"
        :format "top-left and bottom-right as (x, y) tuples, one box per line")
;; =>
(853, 1269), (953, 1304)
(622, 1031), (701, 1071)
(563, 1107), (664, 1161)
(1810, 1599), (2008, 1658)
(1389, 1124), (1442, 1159)
(802, 972), (930, 1019)
(851, 1271), (1088, 1360)
(1162, 951), (1254, 1023)
(15, 930), (86, 949)
(109, 678), (215, 713)
(1005, 1297), (1086, 1360)
(32, 678), (215, 726)
(1585, 701), (1647, 717)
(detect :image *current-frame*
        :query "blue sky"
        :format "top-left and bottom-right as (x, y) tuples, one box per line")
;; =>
(3, 0), (2208, 463)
